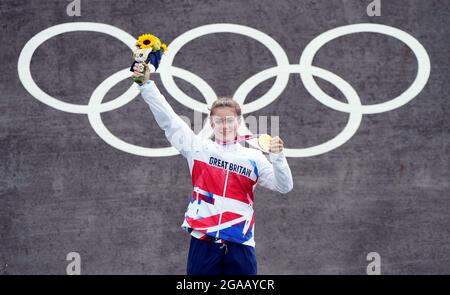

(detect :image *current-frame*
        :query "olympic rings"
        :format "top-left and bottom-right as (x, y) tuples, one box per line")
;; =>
(158, 23), (290, 114)
(18, 22), (137, 114)
(17, 22), (430, 157)
(299, 23), (430, 114)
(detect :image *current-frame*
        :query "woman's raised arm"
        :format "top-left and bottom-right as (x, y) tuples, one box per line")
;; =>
(134, 64), (201, 158)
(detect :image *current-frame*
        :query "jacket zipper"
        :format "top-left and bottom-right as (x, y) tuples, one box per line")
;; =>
(215, 169), (229, 239)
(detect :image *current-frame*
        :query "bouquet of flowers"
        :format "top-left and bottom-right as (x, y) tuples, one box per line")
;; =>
(130, 33), (168, 84)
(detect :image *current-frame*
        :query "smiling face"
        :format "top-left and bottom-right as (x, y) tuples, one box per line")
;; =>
(210, 106), (241, 143)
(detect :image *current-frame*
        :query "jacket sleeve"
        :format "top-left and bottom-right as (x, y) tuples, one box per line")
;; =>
(138, 80), (201, 158)
(257, 151), (294, 194)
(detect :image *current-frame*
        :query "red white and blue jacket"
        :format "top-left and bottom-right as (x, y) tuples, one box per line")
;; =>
(139, 80), (293, 247)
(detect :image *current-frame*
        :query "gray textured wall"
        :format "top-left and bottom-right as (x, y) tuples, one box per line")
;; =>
(1, 0), (449, 274)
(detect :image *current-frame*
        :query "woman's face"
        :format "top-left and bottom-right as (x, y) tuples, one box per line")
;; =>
(210, 107), (240, 142)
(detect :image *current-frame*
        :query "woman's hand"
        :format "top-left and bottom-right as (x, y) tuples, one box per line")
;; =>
(132, 63), (151, 84)
(270, 136), (284, 154)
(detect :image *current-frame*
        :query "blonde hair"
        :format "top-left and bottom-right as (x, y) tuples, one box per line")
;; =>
(208, 96), (242, 117)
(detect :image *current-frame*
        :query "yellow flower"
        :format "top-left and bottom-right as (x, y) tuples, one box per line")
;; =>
(136, 33), (168, 52)
(154, 36), (161, 46)
(152, 37), (162, 51)
(136, 33), (157, 49)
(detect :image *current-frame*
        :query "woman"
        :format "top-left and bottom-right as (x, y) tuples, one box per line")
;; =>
(133, 64), (293, 275)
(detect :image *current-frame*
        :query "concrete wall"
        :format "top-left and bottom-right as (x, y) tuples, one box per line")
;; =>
(1, 0), (449, 274)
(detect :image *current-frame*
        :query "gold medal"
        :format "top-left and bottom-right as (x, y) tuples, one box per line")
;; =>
(257, 134), (272, 153)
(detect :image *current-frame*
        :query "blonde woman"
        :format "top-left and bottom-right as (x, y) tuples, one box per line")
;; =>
(133, 64), (293, 275)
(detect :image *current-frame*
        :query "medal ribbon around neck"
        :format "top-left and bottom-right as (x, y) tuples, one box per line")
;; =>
(215, 134), (272, 153)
